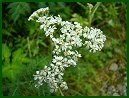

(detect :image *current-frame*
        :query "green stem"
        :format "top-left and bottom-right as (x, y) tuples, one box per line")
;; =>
(58, 87), (64, 96)
(77, 2), (87, 10)
(27, 37), (32, 57)
(89, 2), (101, 26)
(12, 86), (18, 96)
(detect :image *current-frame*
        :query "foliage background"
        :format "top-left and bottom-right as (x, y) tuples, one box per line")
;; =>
(2, 2), (127, 96)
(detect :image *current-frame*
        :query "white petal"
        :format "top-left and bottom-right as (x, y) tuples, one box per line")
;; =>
(36, 71), (39, 74)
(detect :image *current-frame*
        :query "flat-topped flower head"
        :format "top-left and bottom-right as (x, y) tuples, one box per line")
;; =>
(28, 7), (106, 93)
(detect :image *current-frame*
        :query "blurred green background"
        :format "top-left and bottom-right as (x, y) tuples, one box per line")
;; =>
(2, 2), (127, 96)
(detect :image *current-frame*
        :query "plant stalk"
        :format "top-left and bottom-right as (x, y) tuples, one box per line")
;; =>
(58, 87), (64, 96)
(89, 2), (101, 26)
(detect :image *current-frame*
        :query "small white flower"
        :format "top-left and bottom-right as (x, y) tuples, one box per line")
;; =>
(33, 75), (38, 80)
(50, 88), (54, 93)
(56, 61), (62, 65)
(60, 81), (68, 90)
(83, 32), (87, 38)
(36, 71), (39, 74)
(75, 50), (81, 58)
(57, 72), (64, 80)
(68, 59), (76, 66)
(59, 65), (65, 71)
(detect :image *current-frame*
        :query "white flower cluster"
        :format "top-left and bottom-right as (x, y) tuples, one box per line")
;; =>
(28, 7), (49, 21)
(28, 7), (106, 93)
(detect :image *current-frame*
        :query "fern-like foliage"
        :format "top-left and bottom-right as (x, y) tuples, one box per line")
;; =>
(7, 2), (31, 23)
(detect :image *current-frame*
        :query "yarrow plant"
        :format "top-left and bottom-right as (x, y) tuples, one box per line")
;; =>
(28, 7), (106, 93)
